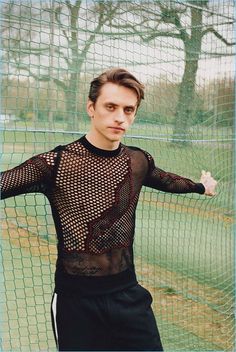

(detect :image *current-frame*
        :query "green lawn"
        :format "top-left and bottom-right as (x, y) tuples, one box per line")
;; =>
(1, 126), (234, 291)
(1, 126), (234, 351)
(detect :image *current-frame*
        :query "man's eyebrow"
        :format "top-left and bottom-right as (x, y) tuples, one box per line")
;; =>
(104, 102), (118, 106)
(125, 105), (136, 109)
(104, 102), (137, 109)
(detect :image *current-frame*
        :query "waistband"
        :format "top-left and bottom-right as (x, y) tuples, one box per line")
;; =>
(54, 266), (137, 296)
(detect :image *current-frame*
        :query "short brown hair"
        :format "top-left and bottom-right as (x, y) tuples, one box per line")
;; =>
(88, 68), (145, 107)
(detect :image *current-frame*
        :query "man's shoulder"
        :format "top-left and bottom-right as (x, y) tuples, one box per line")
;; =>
(125, 145), (143, 152)
(123, 144), (145, 153)
(123, 144), (154, 164)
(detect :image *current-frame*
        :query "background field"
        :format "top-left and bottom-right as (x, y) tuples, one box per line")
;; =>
(1, 126), (234, 351)
(1, 0), (235, 350)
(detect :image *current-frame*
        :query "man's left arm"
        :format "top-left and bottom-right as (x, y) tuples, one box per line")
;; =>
(143, 165), (217, 196)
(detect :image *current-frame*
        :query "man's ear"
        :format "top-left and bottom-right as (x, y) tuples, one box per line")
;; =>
(87, 100), (95, 118)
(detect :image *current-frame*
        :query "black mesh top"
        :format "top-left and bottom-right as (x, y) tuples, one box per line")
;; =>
(1, 136), (205, 291)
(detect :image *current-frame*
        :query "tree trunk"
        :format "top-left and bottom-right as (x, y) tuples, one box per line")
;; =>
(172, 6), (203, 144)
(65, 2), (81, 131)
(172, 47), (199, 143)
(65, 74), (79, 131)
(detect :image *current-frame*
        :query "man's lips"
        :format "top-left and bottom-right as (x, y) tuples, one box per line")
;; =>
(108, 127), (125, 132)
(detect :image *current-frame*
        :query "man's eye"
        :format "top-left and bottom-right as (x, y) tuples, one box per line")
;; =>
(125, 108), (134, 114)
(107, 105), (114, 110)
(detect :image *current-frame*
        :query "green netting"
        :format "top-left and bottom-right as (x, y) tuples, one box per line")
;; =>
(0, 0), (235, 351)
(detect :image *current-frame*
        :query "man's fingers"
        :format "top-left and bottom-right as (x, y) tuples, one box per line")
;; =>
(205, 191), (216, 197)
(200, 170), (218, 197)
(201, 170), (212, 177)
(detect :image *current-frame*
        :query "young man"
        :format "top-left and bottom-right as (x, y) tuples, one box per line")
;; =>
(1, 68), (217, 351)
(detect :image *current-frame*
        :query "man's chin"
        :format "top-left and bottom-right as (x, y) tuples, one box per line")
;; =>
(109, 135), (124, 143)
(107, 132), (125, 142)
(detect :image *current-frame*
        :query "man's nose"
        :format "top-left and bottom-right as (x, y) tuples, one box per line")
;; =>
(115, 110), (125, 123)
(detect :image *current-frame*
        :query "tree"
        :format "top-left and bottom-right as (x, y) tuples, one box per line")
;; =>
(2, 1), (234, 134)
(108, 0), (235, 142)
(1, 0), (120, 130)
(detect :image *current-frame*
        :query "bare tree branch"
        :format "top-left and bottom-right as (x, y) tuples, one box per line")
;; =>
(107, 2), (189, 43)
(54, 47), (71, 66)
(13, 62), (67, 90)
(130, 5), (162, 19)
(183, 1), (234, 20)
(159, 2), (189, 42)
(75, 0), (82, 9)
(65, 0), (72, 11)
(106, 18), (151, 41)
(80, 1), (117, 59)
(143, 31), (183, 43)
(9, 47), (49, 55)
(202, 27), (236, 46)
(53, 5), (70, 42)
(52, 78), (67, 91)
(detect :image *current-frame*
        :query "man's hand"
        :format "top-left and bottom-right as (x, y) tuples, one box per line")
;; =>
(200, 170), (218, 196)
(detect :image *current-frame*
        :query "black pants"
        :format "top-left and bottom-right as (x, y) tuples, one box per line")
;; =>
(51, 284), (163, 351)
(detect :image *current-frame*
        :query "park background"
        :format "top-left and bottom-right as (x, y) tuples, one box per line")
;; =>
(0, 0), (235, 351)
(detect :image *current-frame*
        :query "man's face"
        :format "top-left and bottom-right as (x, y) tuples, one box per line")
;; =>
(87, 82), (138, 144)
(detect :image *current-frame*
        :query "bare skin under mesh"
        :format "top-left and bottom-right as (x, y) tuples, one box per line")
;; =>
(1, 136), (205, 277)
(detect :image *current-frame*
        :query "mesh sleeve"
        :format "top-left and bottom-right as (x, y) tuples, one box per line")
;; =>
(143, 151), (205, 194)
(1, 150), (59, 199)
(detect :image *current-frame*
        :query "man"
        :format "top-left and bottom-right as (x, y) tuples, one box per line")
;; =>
(1, 68), (217, 351)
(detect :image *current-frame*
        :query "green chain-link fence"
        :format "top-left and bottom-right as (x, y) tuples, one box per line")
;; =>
(1, 1), (235, 350)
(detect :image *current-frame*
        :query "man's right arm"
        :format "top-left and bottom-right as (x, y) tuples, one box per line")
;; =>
(1, 151), (57, 199)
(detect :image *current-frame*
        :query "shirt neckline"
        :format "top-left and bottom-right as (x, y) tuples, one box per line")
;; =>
(79, 135), (122, 157)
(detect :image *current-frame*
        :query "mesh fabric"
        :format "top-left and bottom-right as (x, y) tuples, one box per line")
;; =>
(1, 136), (204, 276)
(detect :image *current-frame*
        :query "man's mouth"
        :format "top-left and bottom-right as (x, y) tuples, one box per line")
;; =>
(109, 127), (125, 132)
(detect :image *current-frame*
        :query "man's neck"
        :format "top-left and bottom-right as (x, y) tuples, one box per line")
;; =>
(85, 132), (120, 151)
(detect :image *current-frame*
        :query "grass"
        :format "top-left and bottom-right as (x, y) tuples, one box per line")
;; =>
(1, 125), (234, 351)
(1, 126), (234, 288)
(2, 189), (234, 293)
(135, 198), (234, 292)
(1, 222), (234, 351)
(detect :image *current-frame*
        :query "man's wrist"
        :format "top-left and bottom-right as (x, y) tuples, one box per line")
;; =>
(195, 183), (206, 194)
